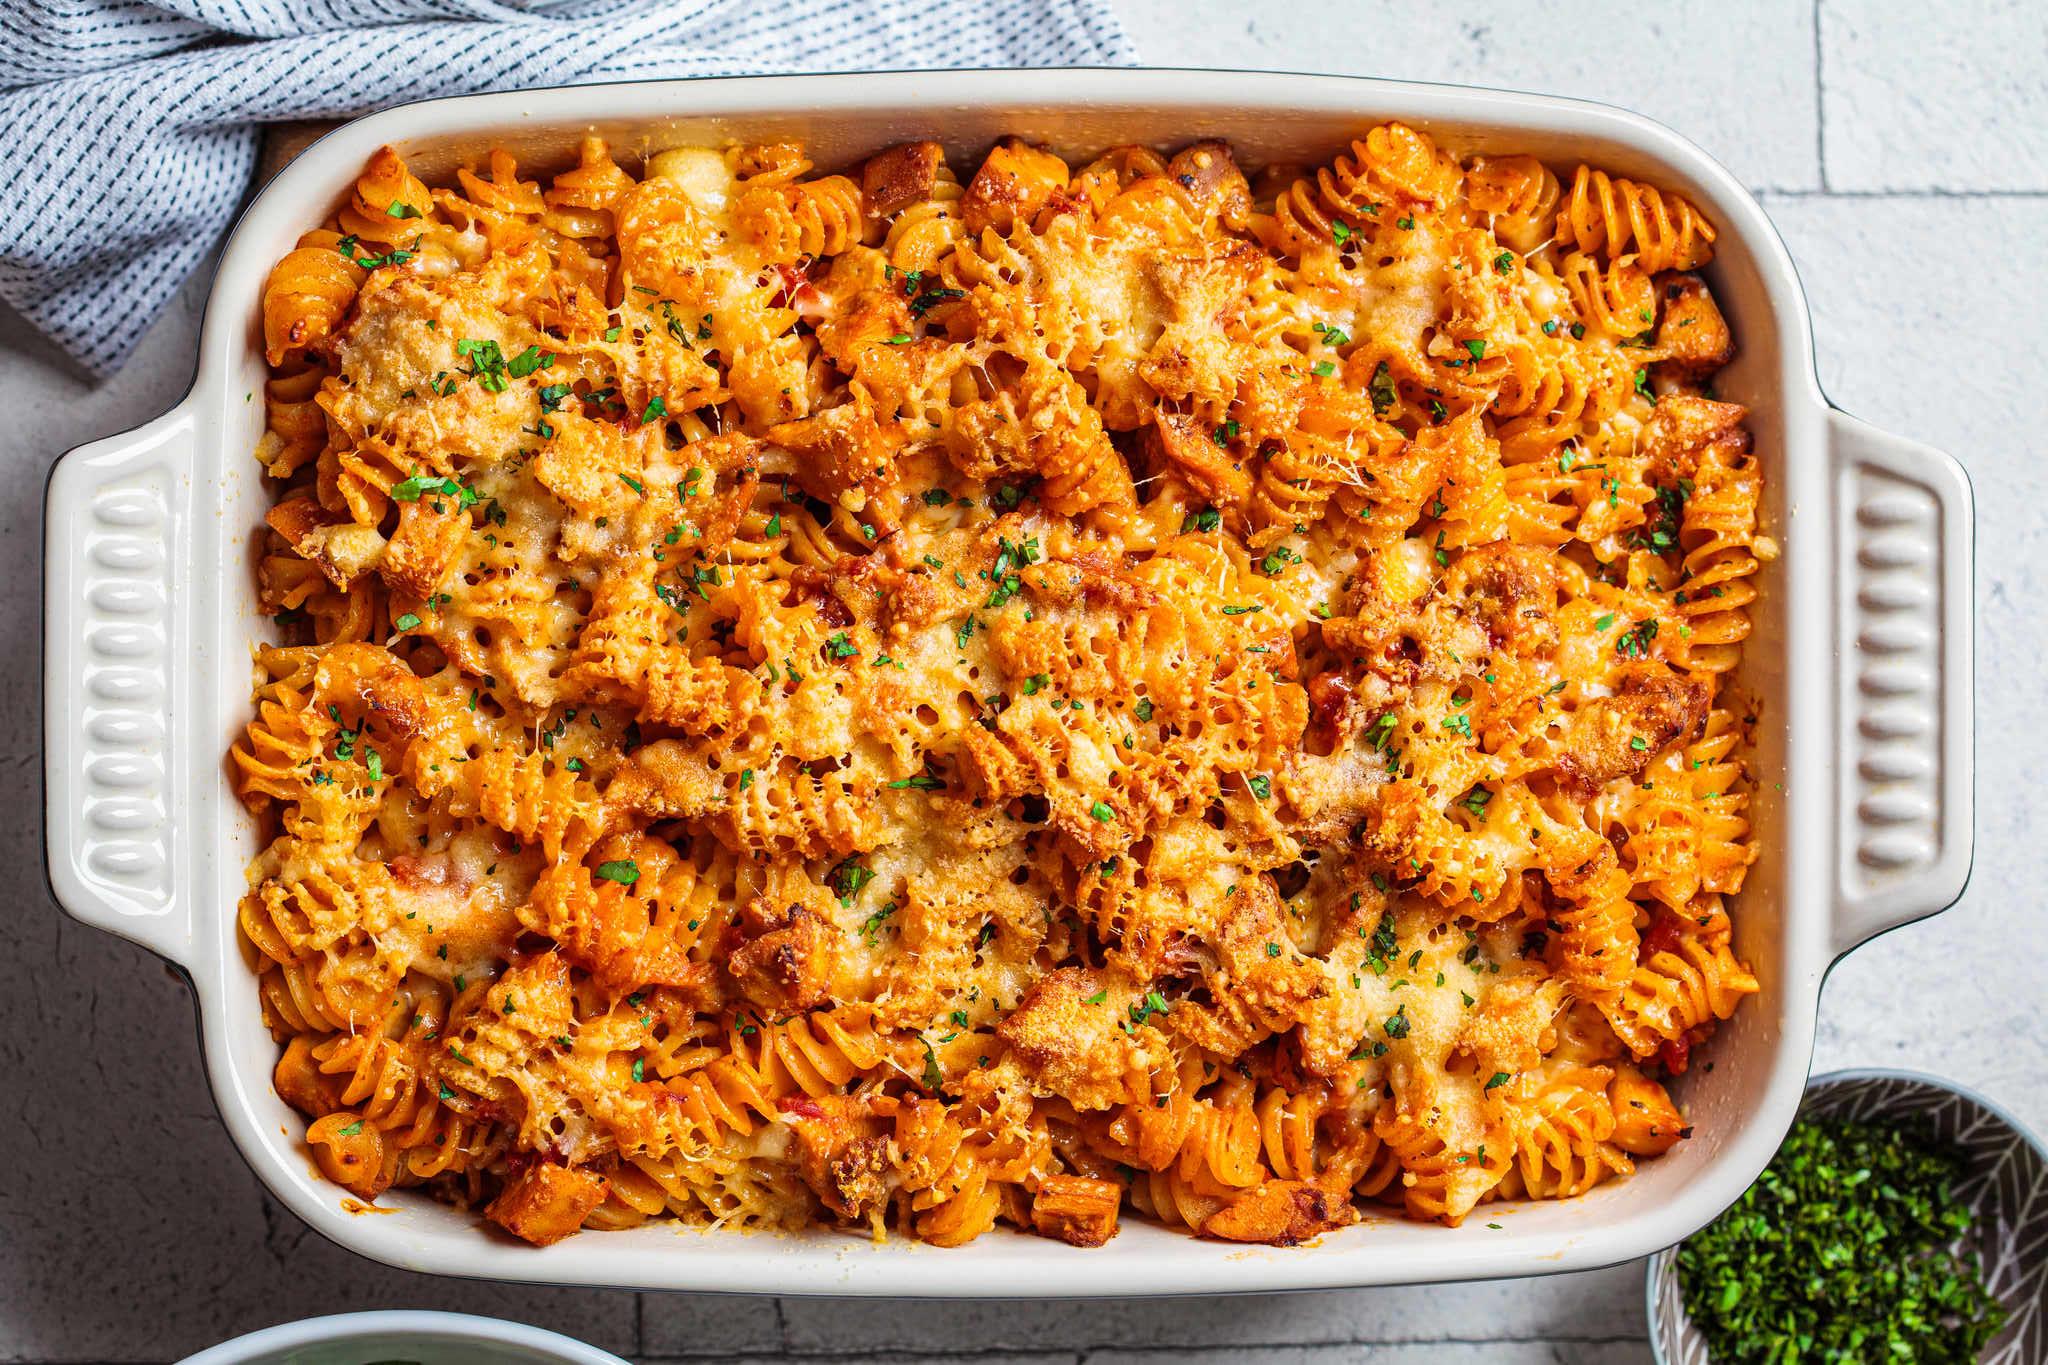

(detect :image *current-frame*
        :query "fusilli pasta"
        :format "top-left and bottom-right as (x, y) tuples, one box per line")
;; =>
(235, 126), (1765, 1247)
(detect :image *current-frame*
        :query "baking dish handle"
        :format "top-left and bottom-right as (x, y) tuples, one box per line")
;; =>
(44, 406), (196, 968)
(1827, 408), (1974, 959)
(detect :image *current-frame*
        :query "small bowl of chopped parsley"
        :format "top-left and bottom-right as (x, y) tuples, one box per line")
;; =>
(1647, 1069), (2043, 1364)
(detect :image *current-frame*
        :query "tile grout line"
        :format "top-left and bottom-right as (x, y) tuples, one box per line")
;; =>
(4, 1352), (1644, 1365)
(1814, 0), (1829, 192)
(1757, 188), (2048, 200)
(616, 1333), (1651, 1363)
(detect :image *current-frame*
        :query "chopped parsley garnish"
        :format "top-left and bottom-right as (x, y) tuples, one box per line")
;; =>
(335, 233), (419, 270)
(981, 535), (1035, 609)
(594, 859), (640, 886)
(1369, 361), (1398, 415)
(904, 280), (964, 317)
(830, 859), (874, 907)
(394, 612), (421, 631)
(505, 345), (553, 378)
(1126, 991), (1170, 1028)
(453, 337), (513, 391)
(1677, 1118), (2006, 1363)
(1366, 911), (1399, 970)
(1089, 801), (1114, 822)
(860, 903), (896, 943)
(390, 471), (478, 507)
(1615, 618), (1660, 659)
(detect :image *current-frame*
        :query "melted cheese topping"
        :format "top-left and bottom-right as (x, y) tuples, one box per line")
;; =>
(237, 128), (1763, 1248)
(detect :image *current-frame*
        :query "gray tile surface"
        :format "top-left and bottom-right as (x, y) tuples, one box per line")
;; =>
(1116, 0), (1823, 190)
(1820, 0), (2048, 191)
(4, 2), (2039, 1361)
(739, 1271), (1644, 1356)
(1770, 190), (2048, 1112)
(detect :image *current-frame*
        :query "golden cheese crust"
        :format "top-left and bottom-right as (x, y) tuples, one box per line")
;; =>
(236, 128), (1765, 1247)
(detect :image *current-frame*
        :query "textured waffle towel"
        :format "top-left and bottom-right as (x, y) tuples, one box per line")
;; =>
(0, 0), (1133, 377)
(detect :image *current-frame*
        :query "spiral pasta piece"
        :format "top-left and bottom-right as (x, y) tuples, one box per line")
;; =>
(1556, 165), (1717, 273)
(261, 230), (365, 365)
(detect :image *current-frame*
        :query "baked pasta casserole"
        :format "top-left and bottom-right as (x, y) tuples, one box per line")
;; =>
(238, 125), (1769, 1248)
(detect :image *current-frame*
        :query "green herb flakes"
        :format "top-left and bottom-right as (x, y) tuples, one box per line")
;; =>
(1676, 1117), (2006, 1364)
(595, 859), (640, 886)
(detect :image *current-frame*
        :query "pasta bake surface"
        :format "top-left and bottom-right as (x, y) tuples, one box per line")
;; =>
(237, 125), (1766, 1248)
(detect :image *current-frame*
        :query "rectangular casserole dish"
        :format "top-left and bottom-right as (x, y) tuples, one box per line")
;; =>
(43, 68), (1974, 1295)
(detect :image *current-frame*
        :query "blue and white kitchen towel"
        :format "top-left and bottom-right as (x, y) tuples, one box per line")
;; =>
(0, 0), (1134, 377)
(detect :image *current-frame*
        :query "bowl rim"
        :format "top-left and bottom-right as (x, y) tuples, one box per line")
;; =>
(176, 1309), (629, 1365)
(1642, 1066), (2048, 1365)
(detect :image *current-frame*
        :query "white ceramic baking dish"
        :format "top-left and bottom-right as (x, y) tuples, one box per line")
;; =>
(43, 69), (1973, 1295)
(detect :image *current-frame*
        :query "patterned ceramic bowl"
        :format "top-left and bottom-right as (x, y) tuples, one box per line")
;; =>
(177, 1310), (630, 1365)
(1646, 1069), (2047, 1364)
